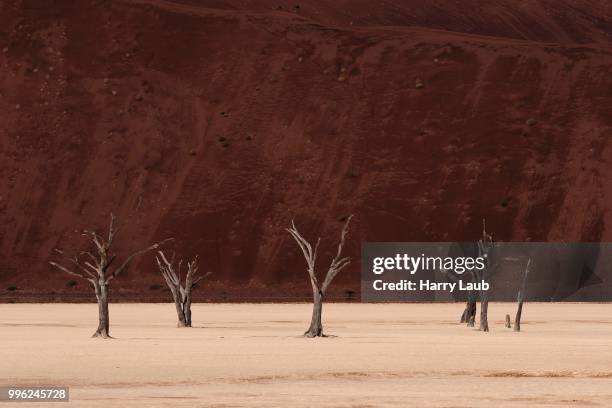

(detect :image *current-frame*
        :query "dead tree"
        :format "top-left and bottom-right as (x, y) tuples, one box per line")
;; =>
(440, 264), (476, 326)
(514, 258), (531, 332)
(49, 214), (169, 338)
(460, 270), (477, 326)
(155, 251), (210, 327)
(461, 299), (477, 326)
(476, 219), (494, 332)
(287, 215), (353, 337)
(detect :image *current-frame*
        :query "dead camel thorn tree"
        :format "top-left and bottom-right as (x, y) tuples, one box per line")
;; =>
(287, 215), (353, 338)
(460, 220), (493, 328)
(155, 250), (210, 327)
(476, 219), (494, 332)
(49, 214), (171, 338)
(460, 280), (477, 326)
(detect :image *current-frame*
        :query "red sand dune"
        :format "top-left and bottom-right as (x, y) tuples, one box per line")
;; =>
(1, 0), (612, 300)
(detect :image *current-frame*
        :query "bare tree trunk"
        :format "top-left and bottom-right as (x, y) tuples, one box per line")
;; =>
(478, 268), (489, 332)
(183, 297), (192, 327)
(305, 290), (323, 337)
(461, 270), (477, 325)
(514, 302), (523, 331)
(183, 263), (194, 327)
(175, 298), (187, 327)
(479, 298), (489, 332)
(462, 300), (477, 325)
(514, 259), (531, 332)
(93, 283), (110, 338)
(476, 221), (492, 333)
(167, 280), (186, 327)
(460, 302), (469, 323)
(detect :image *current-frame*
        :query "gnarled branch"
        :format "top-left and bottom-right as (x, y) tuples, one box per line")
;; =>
(156, 250), (208, 327)
(106, 238), (173, 284)
(286, 221), (320, 289)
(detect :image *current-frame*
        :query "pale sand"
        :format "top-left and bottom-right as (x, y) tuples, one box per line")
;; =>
(1, 303), (611, 407)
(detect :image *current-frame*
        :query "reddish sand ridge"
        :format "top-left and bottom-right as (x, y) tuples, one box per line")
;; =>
(1, 1), (612, 298)
(180, 0), (612, 43)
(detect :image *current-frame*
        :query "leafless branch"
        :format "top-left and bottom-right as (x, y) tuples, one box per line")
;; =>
(286, 221), (319, 288)
(106, 238), (173, 283)
(106, 213), (117, 249)
(49, 261), (87, 280)
(193, 271), (212, 286)
(322, 215), (353, 292)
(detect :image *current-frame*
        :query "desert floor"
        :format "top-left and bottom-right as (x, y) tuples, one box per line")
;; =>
(1, 303), (611, 407)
